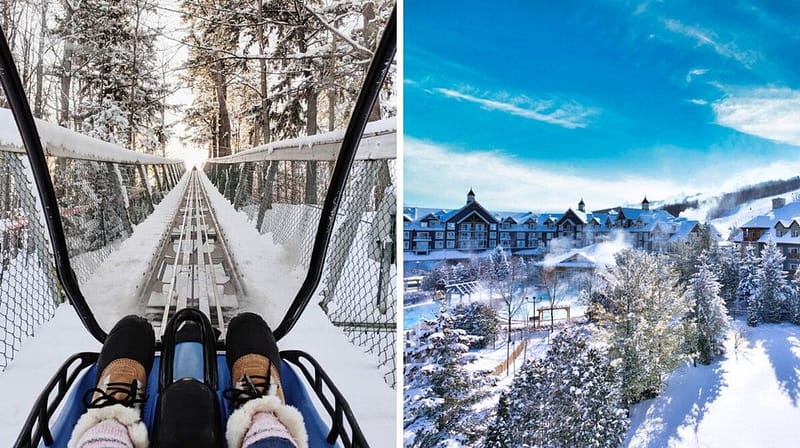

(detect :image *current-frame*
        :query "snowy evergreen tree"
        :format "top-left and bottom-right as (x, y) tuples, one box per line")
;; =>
(738, 246), (761, 326)
(403, 310), (493, 446)
(594, 249), (689, 405)
(484, 392), (513, 448)
(686, 253), (730, 365)
(452, 302), (498, 349)
(712, 245), (741, 317)
(756, 239), (791, 323)
(500, 330), (629, 447)
(788, 270), (800, 325)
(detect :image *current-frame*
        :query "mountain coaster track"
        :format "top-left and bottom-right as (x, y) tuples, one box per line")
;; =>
(141, 169), (244, 338)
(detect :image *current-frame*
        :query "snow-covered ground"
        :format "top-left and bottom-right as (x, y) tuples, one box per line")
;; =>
(626, 322), (800, 447)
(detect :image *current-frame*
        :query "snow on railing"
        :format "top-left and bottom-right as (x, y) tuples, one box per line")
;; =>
(0, 108), (180, 165)
(0, 109), (186, 371)
(206, 117), (396, 164)
(203, 123), (397, 387)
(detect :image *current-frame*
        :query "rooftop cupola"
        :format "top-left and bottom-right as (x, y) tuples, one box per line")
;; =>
(578, 198), (586, 212)
(642, 196), (650, 211)
(467, 188), (476, 205)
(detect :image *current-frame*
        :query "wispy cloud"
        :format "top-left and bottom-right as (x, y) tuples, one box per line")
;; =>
(433, 88), (597, 129)
(712, 87), (800, 146)
(689, 99), (708, 105)
(404, 138), (800, 212)
(686, 68), (709, 83)
(662, 19), (757, 67)
(404, 138), (687, 211)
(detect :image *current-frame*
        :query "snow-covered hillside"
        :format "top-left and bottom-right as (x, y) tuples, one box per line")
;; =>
(707, 189), (800, 240)
(626, 323), (800, 447)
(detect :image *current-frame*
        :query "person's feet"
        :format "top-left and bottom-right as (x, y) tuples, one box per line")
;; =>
(225, 312), (285, 406)
(87, 315), (155, 409)
(224, 313), (308, 448)
(69, 316), (155, 448)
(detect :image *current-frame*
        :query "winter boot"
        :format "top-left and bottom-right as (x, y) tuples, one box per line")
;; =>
(223, 313), (308, 448)
(68, 315), (156, 448)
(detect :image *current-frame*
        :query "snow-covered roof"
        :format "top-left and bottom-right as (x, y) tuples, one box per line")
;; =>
(741, 202), (800, 229)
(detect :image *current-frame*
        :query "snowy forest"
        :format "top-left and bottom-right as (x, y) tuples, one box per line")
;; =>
(0, 0), (395, 157)
(404, 232), (800, 447)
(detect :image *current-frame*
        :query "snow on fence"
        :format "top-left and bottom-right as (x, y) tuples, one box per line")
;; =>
(492, 339), (527, 376)
(204, 119), (397, 387)
(0, 109), (185, 370)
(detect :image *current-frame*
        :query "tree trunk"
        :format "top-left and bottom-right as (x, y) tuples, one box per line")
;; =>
(215, 63), (231, 157)
(304, 85), (318, 204)
(33, 0), (48, 118)
(58, 0), (75, 127)
(362, 2), (381, 121)
(257, 0), (270, 144)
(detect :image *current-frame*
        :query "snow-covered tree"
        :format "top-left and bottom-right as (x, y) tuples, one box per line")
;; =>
(711, 245), (741, 317)
(403, 310), (493, 446)
(498, 330), (629, 447)
(686, 253), (730, 365)
(788, 270), (800, 325)
(452, 302), (499, 349)
(594, 248), (689, 405)
(484, 392), (513, 448)
(738, 246), (760, 326)
(756, 239), (791, 323)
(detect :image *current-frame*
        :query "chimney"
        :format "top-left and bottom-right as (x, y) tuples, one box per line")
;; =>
(773, 197), (786, 210)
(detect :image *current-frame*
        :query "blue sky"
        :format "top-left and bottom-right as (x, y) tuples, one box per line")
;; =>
(404, 0), (800, 211)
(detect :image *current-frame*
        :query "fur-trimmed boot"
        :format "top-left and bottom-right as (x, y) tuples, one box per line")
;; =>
(224, 313), (308, 448)
(68, 315), (155, 448)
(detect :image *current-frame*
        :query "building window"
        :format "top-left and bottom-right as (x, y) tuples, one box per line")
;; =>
(462, 223), (472, 231)
(446, 231), (455, 239)
(446, 240), (455, 249)
(403, 241), (409, 249)
(418, 232), (429, 239)
(435, 241), (444, 249)
(476, 223), (486, 231)
(490, 232), (496, 239)
(793, 230), (800, 237)
(435, 231), (444, 239)
(420, 221), (427, 228)
(403, 231), (409, 239)
(500, 232), (511, 240)
(517, 240), (525, 248)
(490, 224), (497, 230)
(447, 222), (455, 230)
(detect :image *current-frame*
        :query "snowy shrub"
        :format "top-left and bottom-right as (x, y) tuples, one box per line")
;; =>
(487, 330), (629, 447)
(594, 249), (689, 405)
(685, 253), (730, 365)
(453, 302), (499, 349)
(403, 310), (494, 446)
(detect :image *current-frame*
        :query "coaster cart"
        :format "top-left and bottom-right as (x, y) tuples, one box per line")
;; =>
(1, 7), (395, 448)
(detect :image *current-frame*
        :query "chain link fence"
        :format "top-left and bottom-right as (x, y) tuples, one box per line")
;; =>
(0, 137), (184, 370)
(204, 124), (397, 387)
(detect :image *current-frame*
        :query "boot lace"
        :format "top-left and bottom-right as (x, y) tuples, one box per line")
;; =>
(83, 380), (145, 409)
(223, 365), (273, 409)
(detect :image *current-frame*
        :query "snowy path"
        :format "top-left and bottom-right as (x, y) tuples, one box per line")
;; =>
(626, 323), (800, 447)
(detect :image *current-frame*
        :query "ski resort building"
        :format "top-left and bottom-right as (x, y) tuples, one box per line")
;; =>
(403, 190), (702, 264)
(734, 197), (800, 273)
